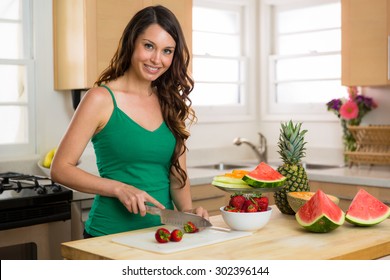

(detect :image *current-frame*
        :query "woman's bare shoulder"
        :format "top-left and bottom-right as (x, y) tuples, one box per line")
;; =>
(71, 86), (114, 121)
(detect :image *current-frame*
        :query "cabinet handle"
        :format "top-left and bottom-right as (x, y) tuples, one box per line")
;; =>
(388, 35), (390, 80)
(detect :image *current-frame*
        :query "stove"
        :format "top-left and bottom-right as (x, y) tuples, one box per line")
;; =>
(0, 172), (73, 230)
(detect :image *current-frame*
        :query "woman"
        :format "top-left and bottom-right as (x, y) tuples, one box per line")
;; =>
(51, 5), (208, 237)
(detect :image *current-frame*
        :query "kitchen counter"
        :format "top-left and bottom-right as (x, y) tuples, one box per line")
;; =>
(61, 206), (390, 260)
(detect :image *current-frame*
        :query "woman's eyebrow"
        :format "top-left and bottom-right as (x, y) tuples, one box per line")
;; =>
(141, 38), (175, 49)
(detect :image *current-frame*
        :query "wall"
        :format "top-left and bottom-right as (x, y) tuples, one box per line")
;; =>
(1, 0), (390, 173)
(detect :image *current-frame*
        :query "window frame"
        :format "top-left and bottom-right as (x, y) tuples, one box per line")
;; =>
(259, 0), (341, 122)
(0, 0), (36, 158)
(192, 0), (257, 123)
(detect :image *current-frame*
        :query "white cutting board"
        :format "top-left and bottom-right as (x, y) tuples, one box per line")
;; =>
(112, 226), (252, 254)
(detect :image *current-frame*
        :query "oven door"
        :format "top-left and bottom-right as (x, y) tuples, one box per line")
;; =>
(0, 220), (71, 260)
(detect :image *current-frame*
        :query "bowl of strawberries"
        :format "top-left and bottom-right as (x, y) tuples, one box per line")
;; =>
(220, 193), (272, 231)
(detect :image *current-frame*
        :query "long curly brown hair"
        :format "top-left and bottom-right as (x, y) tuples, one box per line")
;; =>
(94, 5), (195, 188)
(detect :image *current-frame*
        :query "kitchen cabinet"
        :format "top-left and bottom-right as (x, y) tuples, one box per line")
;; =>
(342, 0), (390, 86)
(53, 0), (192, 90)
(309, 180), (390, 212)
(190, 184), (230, 216)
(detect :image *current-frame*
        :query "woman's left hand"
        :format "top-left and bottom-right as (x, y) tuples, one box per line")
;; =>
(184, 206), (209, 220)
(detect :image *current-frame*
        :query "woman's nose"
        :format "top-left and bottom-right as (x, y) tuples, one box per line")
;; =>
(150, 51), (161, 64)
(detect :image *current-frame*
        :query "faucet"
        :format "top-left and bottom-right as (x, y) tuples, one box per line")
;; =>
(233, 133), (267, 163)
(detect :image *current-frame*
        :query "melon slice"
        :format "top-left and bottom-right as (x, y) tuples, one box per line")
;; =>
(295, 189), (345, 233)
(287, 191), (340, 213)
(242, 162), (286, 188)
(345, 189), (390, 226)
(212, 170), (252, 189)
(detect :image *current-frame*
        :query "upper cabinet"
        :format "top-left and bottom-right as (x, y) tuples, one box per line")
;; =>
(53, 0), (192, 90)
(342, 0), (390, 86)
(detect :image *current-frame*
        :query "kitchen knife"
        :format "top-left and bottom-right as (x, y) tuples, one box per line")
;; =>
(146, 205), (212, 229)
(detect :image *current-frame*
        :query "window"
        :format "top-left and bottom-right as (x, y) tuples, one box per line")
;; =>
(0, 0), (35, 157)
(192, 0), (256, 122)
(263, 0), (346, 119)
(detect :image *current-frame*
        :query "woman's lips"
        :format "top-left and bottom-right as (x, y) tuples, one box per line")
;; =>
(144, 64), (160, 74)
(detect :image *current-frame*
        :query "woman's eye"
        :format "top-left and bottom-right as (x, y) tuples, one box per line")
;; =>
(163, 49), (173, 55)
(144, 43), (153, 50)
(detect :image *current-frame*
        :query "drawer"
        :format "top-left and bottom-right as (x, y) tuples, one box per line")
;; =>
(191, 184), (228, 201)
(192, 196), (228, 216)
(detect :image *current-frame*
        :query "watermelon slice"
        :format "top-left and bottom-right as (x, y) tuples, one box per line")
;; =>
(295, 189), (345, 233)
(345, 189), (390, 226)
(242, 162), (286, 188)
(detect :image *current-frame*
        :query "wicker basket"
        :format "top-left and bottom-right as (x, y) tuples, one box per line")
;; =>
(345, 125), (390, 166)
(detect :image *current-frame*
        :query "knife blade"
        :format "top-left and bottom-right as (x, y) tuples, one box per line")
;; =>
(145, 205), (213, 229)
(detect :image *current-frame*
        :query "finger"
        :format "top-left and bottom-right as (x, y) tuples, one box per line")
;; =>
(146, 196), (165, 209)
(129, 197), (139, 214)
(138, 201), (148, 217)
(195, 207), (209, 220)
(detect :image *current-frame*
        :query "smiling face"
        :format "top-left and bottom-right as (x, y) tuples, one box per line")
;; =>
(130, 23), (176, 83)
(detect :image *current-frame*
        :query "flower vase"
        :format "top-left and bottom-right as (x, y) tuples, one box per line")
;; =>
(341, 119), (358, 163)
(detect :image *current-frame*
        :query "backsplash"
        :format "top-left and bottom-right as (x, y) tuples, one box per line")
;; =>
(361, 86), (390, 125)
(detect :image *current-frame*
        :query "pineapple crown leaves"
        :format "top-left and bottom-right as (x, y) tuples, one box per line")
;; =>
(278, 120), (308, 164)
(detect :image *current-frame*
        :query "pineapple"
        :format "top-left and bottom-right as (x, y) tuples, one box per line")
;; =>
(273, 120), (310, 215)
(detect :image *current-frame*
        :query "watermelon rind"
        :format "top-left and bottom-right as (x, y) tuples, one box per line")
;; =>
(295, 189), (345, 233)
(296, 213), (344, 233)
(242, 174), (286, 188)
(345, 213), (390, 227)
(345, 189), (390, 227)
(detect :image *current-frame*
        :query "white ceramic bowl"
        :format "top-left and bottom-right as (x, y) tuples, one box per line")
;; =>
(220, 206), (272, 231)
(37, 160), (51, 177)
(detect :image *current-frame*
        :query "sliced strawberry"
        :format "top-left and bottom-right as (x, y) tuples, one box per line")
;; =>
(170, 229), (183, 242)
(183, 221), (199, 233)
(155, 228), (171, 243)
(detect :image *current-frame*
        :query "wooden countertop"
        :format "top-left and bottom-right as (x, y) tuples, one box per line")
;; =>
(61, 206), (390, 260)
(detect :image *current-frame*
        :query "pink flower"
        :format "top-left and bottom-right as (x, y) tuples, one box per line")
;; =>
(340, 100), (359, 120)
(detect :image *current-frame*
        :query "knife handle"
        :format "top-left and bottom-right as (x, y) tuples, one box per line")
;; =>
(145, 205), (161, 215)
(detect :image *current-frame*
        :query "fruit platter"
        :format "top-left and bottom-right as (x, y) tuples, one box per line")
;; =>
(211, 162), (286, 194)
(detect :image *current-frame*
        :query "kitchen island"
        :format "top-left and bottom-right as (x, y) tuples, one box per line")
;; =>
(61, 206), (390, 260)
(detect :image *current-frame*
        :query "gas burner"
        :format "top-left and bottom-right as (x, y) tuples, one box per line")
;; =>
(0, 173), (63, 195)
(0, 171), (73, 230)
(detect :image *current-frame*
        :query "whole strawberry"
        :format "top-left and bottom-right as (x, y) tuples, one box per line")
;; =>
(224, 205), (240, 212)
(170, 229), (183, 242)
(155, 228), (171, 243)
(242, 198), (258, 212)
(229, 193), (246, 209)
(183, 221), (199, 233)
(252, 195), (269, 212)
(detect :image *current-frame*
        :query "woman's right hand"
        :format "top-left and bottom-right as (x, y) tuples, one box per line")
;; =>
(114, 184), (165, 216)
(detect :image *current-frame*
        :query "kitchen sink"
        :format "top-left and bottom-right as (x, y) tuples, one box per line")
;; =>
(269, 162), (344, 170)
(304, 163), (345, 170)
(191, 162), (253, 171)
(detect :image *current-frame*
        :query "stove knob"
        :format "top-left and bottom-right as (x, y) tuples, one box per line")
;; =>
(52, 184), (61, 193)
(37, 186), (47, 195)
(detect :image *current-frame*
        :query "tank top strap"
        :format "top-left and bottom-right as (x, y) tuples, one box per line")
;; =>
(101, 85), (117, 107)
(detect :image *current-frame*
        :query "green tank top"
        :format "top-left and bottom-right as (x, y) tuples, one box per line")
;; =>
(85, 85), (176, 236)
